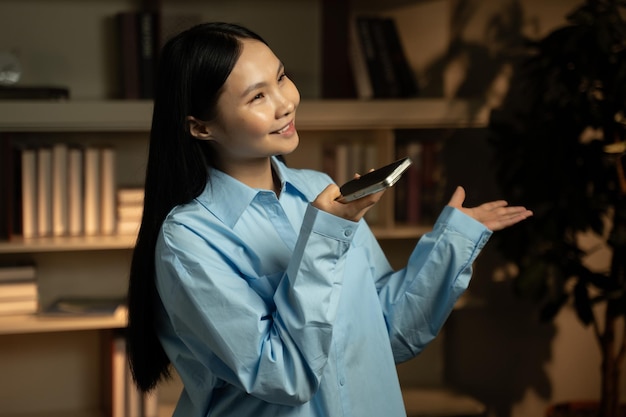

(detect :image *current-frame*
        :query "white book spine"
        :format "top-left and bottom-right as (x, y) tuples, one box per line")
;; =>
(112, 334), (126, 417)
(334, 143), (349, 186)
(52, 143), (68, 236)
(67, 147), (84, 236)
(100, 147), (116, 235)
(143, 388), (159, 417)
(0, 298), (38, 315)
(84, 147), (101, 236)
(36, 147), (52, 237)
(126, 363), (142, 417)
(0, 281), (38, 300)
(20, 148), (37, 238)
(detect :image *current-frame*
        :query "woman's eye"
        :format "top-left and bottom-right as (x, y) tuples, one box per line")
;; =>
(252, 92), (264, 101)
(278, 73), (287, 82)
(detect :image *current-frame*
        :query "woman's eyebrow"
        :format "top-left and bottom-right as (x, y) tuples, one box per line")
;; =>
(240, 61), (285, 98)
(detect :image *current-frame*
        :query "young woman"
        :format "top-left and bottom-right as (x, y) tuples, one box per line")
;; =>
(127, 22), (532, 417)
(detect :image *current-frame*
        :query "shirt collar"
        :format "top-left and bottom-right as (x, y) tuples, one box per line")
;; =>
(196, 156), (319, 228)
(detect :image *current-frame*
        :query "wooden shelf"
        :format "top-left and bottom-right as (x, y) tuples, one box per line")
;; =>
(0, 306), (127, 335)
(371, 225), (432, 240)
(0, 100), (154, 132)
(0, 410), (105, 417)
(402, 387), (486, 417)
(0, 227), (432, 252)
(0, 99), (487, 132)
(0, 234), (137, 254)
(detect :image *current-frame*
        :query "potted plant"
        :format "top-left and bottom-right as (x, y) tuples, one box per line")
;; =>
(488, 1), (626, 416)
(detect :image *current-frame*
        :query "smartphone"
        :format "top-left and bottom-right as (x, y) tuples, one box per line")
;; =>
(336, 157), (412, 202)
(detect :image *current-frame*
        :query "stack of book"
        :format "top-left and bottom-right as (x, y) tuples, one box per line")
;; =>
(116, 188), (144, 236)
(0, 264), (38, 316)
(16, 143), (117, 238)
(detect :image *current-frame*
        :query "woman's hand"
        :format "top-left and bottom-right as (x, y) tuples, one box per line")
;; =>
(313, 183), (384, 223)
(447, 186), (533, 231)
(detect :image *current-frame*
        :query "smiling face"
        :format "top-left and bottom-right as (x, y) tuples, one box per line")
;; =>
(197, 38), (301, 171)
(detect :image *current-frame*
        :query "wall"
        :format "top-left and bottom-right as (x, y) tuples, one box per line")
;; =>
(377, 2), (626, 417)
(0, 0), (320, 99)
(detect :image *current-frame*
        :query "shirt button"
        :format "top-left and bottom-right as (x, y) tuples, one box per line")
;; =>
(343, 229), (352, 237)
(339, 378), (345, 386)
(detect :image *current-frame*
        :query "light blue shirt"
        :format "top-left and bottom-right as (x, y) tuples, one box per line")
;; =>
(154, 156), (492, 417)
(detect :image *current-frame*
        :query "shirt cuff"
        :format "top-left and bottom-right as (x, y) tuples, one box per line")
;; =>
(436, 205), (492, 249)
(303, 204), (359, 242)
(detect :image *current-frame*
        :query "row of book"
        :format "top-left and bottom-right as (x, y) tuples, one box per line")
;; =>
(395, 139), (445, 225)
(0, 135), (145, 240)
(0, 264), (38, 316)
(20, 143), (116, 238)
(322, 141), (380, 223)
(319, 139), (444, 226)
(349, 16), (419, 99)
(106, 330), (159, 417)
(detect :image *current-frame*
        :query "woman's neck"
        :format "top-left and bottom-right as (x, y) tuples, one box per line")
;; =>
(218, 157), (280, 195)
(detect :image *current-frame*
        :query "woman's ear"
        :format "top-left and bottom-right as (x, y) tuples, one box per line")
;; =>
(187, 116), (213, 140)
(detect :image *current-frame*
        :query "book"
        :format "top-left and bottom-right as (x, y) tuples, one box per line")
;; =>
(52, 142), (69, 236)
(126, 363), (142, 417)
(10, 146), (23, 237)
(20, 147), (37, 238)
(0, 280), (38, 300)
(369, 17), (401, 98)
(380, 18), (418, 98)
(67, 146), (84, 236)
(404, 142), (423, 224)
(143, 389), (159, 417)
(100, 147), (116, 235)
(102, 330), (127, 417)
(116, 219), (141, 236)
(116, 11), (140, 99)
(0, 264), (37, 282)
(0, 134), (12, 240)
(84, 146), (101, 235)
(356, 17), (388, 98)
(36, 146), (52, 237)
(117, 205), (143, 221)
(116, 188), (144, 206)
(43, 296), (125, 316)
(348, 14), (373, 99)
(0, 298), (38, 315)
(320, 0), (356, 98)
(137, 10), (160, 99)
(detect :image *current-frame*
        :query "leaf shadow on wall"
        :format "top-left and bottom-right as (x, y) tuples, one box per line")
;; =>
(421, 1), (557, 416)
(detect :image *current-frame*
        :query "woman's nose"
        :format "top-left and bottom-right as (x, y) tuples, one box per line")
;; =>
(276, 92), (295, 117)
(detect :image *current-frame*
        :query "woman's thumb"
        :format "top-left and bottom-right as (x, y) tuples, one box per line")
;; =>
(447, 186), (466, 208)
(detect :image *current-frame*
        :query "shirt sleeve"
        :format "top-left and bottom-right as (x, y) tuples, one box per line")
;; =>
(373, 205), (492, 363)
(155, 204), (357, 406)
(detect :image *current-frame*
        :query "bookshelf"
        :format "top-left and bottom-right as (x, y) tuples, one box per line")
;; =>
(0, 0), (488, 416)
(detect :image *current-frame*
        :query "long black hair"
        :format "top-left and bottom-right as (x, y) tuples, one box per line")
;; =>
(127, 22), (267, 392)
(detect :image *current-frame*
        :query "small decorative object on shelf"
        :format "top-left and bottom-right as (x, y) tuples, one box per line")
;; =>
(0, 50), (69, 100)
